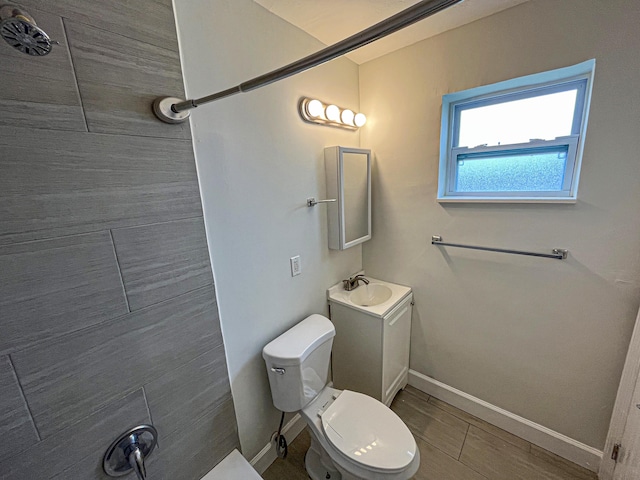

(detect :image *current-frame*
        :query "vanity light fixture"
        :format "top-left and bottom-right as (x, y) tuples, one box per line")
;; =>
(299, 97), (367, 130)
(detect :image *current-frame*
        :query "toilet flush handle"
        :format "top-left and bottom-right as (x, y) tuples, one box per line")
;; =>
(271, 367), (286, 375)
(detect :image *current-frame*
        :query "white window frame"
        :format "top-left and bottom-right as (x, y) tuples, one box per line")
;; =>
(437, 60), (595, 203)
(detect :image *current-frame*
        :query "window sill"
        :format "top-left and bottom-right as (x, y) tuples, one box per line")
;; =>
(436, 196), (577, 204)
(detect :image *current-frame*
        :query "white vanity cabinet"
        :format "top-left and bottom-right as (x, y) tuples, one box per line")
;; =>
(328, 279), (413, 407)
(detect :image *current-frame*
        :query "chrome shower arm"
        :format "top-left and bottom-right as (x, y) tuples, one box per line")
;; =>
(153, 0), (463, 123)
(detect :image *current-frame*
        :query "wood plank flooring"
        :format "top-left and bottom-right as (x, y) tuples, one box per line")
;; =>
(263, 386), (597, 480)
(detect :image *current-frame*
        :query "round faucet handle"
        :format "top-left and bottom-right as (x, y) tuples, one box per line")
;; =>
(104, 425), (157, 479)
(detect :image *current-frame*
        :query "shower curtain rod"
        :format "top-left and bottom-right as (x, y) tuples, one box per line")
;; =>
(153, 0), (463, 124)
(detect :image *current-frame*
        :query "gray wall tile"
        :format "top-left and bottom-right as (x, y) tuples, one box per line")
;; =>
(145, 345), (232, 438)
(0, 126), (202, 245)
(0, 389), (150, 480)
(147, 397), (240, 480)
(12, 286), (222, 438)
(76, 83), (190, 138)
(0, 9), (76, 104)
(112, 218), (213, 310)
(0, 356), (38, 461)
(1, 1), (239, 477)
(0, 232), (128, 354)
(0, 101), (86, 131)
(20, 0), (179, 52)
(0, 7), (85, 131)
(65, 21), (190, 138)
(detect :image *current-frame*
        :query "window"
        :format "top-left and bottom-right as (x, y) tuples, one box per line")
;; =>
(438, 60), (595, 202)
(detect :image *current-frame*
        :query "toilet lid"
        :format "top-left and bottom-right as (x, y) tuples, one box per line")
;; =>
(321, 390), (417, 472)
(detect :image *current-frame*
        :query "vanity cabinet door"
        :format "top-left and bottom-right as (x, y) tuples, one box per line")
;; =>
(382, 295), (412, 405)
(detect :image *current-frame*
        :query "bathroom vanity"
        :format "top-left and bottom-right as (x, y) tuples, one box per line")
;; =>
(327, 277), (413, 406)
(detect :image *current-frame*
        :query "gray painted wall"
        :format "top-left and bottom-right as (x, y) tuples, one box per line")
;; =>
(0, 1), (239, 478)
(175, 0), (363, 460)
(359, 0), (640, 450)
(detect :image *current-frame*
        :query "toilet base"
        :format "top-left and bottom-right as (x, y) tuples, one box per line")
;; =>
(305, 432), (342, 480)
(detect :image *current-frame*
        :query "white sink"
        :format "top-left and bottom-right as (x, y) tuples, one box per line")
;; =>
(349, 284), (392, 307)
(327, 274), (412, 317)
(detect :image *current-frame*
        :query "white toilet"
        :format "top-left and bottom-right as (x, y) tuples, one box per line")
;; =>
(263, 314), (420, 480)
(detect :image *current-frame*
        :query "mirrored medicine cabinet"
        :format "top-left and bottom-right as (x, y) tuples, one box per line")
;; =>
(325, 146), (371, 250)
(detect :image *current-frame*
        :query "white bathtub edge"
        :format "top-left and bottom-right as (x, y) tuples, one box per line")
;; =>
(200, 449), (262, 479)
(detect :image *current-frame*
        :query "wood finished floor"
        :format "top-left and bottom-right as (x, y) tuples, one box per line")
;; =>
(263, 386), (598, 480)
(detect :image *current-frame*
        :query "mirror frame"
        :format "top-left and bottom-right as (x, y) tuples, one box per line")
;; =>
(325, 146), (371, 250)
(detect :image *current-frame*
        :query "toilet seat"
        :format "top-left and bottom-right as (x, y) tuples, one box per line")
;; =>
(320, 390), (417, 473)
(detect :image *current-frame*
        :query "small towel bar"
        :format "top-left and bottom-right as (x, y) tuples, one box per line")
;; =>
(431, 236), (568, 260)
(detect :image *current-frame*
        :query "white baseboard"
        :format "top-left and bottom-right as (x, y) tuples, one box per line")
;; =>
(408, 370), (602, 473)
(249, 413), (307, 475)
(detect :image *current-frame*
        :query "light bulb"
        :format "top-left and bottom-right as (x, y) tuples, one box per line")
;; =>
(306, 99), (323, 118)
(341, 109), (355, 126)
(354, 113), (367, 127)
(325, 104), (340, 122)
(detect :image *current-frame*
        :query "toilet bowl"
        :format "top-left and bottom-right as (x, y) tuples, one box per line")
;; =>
(263, 314), (419, 480)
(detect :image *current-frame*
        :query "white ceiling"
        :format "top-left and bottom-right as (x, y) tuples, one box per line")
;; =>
(253, 0), (529, 64)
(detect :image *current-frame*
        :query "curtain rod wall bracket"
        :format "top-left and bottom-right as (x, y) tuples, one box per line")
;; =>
(152, 0), (463, 124)
(153, 96), (192, 124)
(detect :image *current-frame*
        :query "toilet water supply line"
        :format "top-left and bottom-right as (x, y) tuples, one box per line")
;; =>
(152, 0), (464, 124)
(275, 411), (288, 459)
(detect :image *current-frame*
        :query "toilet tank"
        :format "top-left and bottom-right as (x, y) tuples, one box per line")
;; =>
(262, 314), (335, 412)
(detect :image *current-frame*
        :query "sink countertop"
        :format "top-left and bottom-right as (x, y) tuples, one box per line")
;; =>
(327, 275), (412, 318)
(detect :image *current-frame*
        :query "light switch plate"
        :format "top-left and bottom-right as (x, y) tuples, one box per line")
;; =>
(290, 255), (301, 276)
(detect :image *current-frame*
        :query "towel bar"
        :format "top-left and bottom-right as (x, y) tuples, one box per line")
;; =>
(431, 236), (568, 260)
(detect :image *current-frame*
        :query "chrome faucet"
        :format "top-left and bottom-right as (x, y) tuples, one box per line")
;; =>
(343, 274), (369, 291)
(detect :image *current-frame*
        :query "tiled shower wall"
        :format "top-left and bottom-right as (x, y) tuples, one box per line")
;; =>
(0, 1), (240, 479)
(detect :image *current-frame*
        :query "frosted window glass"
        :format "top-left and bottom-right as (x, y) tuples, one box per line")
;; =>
(455, 147), (568, 192)
(457, 90), (578, 148)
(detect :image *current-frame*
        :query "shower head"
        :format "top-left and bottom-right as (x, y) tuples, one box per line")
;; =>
(0, 4), (52, 56)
